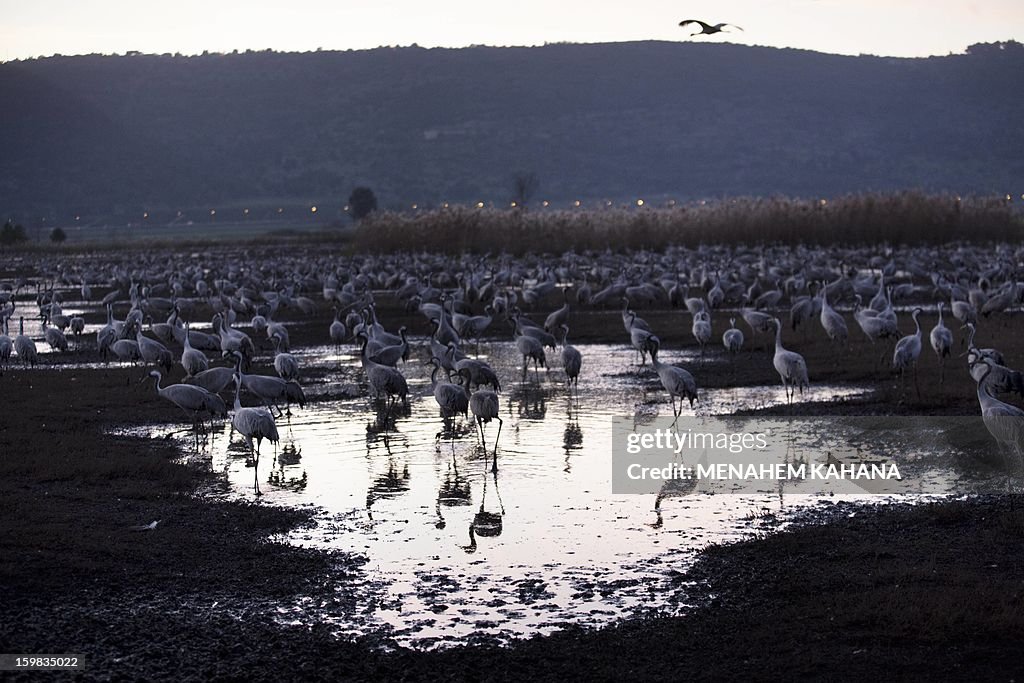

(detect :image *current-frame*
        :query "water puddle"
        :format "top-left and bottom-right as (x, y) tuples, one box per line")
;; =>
(119, 338), (983, 648)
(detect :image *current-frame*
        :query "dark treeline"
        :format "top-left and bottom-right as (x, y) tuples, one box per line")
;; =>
(1, 40), (1022, 222)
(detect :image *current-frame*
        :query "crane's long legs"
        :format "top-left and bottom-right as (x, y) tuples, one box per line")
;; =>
(492, 417), (503, 473)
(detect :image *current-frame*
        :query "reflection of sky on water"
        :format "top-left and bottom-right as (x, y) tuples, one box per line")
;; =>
(118, 338), (995, 647)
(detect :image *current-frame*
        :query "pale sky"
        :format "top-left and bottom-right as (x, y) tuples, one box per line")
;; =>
(0, 0), (1020, 62)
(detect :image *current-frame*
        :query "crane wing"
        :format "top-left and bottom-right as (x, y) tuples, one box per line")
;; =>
(678, 19), (712, 30)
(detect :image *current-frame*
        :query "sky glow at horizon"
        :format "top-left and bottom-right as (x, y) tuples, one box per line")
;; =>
(0, 1), (1021, 62)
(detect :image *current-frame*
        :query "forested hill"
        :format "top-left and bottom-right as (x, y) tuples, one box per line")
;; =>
(1, 40), (1022, 221)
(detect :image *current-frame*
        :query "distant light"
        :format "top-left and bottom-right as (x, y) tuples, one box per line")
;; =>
(606, 200), (612, 207)
(143, 211), (149, 219)
(277, 207), (284, 213)
(1006, 194), (1012, 202)
(573, 200), (581, 207)
(542, 200), (550, 207)
(243, 208), (249, 215)
(476, 201), (484, 208)
(636, 199), (644, 207)
(210, 209), (216, 216)
(411, 203), (418, 210)
(311, 206), (317, 213)
(342, 205), (349, 212)
(510, 201), (517, 207)
(75, 215), (80, 221)
(667, 199), (676, 207)
(176, 210), (182, 217)
(955, 196), (961, 202)
(819, 199), (827, 206)
(442, 202), (449, 209)
(700, 200), (706, 206)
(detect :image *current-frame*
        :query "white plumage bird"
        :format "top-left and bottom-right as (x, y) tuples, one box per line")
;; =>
(463, 368), (503, 472)
(929, 302), (953, 384)
(819, 282), (849, 350)
(180, 322), (209, 378)
(722, 317), (744, 355)
(148, 369), (225, 436)
(231, 375), (280, 494)
(559, 324), (582, 392)
(771, 317), (809, 403)
(893, 307), (924, 400)
(13, 317), (37, 367)
(691, 310), (712, 359)
(650, 337), (699, 416)
(972, 357), (1024, 469)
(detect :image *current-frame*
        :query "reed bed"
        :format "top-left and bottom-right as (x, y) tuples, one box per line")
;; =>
(353, 193), (1021, 254)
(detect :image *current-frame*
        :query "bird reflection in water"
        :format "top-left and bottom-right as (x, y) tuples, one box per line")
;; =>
(563, 402), (583, 473)
(434, 460), (472, 530)
(650, 470), (699, 530)
(649, 447), (704, 529)
(267, 442), (307, 491)
(508, 384), (548, 421)
(366, 456), (411, 521)
(366, 397), (411, 452)
(460, 466), (505, 554)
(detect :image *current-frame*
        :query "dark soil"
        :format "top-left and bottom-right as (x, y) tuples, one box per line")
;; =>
(2, 290), (1022, 680)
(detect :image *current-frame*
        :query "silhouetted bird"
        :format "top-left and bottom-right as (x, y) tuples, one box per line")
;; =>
(679, 19), (743, 35)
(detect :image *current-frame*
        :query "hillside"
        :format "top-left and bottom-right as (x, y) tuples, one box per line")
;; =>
(1, 40), (1022, 224)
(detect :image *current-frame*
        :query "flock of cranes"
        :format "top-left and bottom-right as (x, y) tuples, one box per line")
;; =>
(1, 240), (1023, 472)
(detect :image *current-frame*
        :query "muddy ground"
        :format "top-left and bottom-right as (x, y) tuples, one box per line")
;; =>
(1, 293), (1022, 680)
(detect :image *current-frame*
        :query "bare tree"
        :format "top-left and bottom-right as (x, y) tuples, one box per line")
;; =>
(348, 186), (378, 221)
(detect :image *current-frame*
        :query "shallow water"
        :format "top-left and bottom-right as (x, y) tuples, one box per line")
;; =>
(119, 338), (995, 647)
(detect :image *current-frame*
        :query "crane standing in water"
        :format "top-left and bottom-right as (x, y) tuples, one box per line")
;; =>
(231, 375), (280, 495)
(559, 324), (582, 395)
(464, 368), (503, 473)
(650, 337), (699, 417)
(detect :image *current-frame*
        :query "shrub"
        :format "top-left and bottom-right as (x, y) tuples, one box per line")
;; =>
(351, 192), (1021, 255)
(0, 221), (28, 245)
